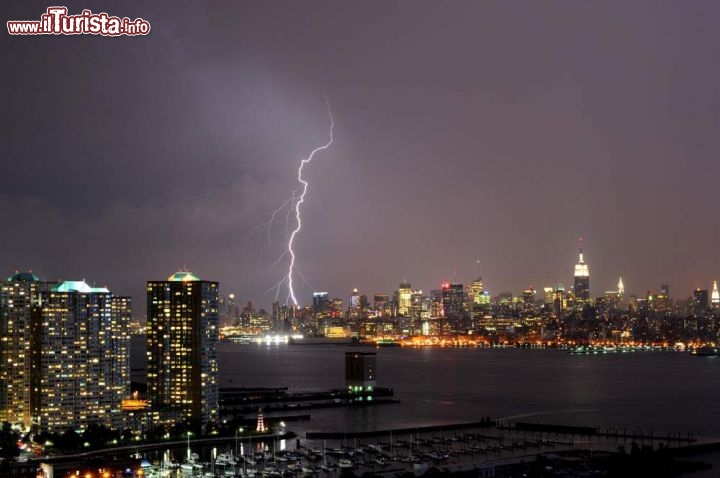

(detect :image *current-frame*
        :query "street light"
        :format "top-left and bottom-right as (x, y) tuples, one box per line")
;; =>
(235, 427), (244, 456)
(186, 431), (192, 462)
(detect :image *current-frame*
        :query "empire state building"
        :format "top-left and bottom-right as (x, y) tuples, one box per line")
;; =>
(573, 249), (590, 302)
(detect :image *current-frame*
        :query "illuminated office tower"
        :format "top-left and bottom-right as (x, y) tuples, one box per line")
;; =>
(0, 272), (43, 428)
(359, 294), (369, 310)
(441, 283), (465, 318)
(373, 294), (390, 317)
(331, 297), (344, 316)
(617, 277), (625, 298)
(313, 291), (329, 314)
(146, 271), (219, 432)
(543, 287), (554, 305)
(712, 281), (720, 307)
(34, 279), (129, 433)
(429, 289), (443, 317)
(467, 278), (484, 305)
(522, 287), (536, 316)
(349, 288), (361, 310)
(409, 290), (424, 318)
(465, 278), (484, 316)
(692, 289), (709, 318)
(219, 293), (238, 327)
(394, 282), (412, 316)
(573, 249), (590, 302)
(553, 284), (566, 316)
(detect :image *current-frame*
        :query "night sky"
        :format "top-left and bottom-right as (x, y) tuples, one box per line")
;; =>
(3, 1), (720, 311)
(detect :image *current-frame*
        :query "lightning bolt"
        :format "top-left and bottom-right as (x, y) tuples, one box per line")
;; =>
(286, 98), (334, 306)
(242, 187), (301, 245)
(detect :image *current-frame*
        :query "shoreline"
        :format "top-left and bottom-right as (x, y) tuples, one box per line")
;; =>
(305, 419), (495, 439)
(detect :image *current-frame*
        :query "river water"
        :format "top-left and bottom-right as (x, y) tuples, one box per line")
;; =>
(132, 338), (720, 439)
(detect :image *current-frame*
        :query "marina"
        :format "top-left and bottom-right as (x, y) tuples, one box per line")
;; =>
(132, 420), (713, 477)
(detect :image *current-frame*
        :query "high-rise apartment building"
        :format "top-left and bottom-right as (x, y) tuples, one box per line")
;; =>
(35, 281), (130, 432)
(0, 273), (130, 433)
(0, 272), (43, 428)
(146, 271), (219, 432)
(110, 295), (132, 403)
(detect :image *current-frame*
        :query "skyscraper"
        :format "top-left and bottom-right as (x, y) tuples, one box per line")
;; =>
(394, 282), (412, 316)
(711, 281), (719, 307)
(0, 272), (43, 428)
(573, 249), (590, 302)
(373, 294), (390, 317)
(349, 288), (360, 310)
(441, 283), (465, 318)
(147, 271), (219, 432)
(1, 273), (131, 433)
(110, 296), (132, 402)
(522, 287), (536, 316)
(36, 280), (130, 433)
(312, 291), (329, 314)
(429, 289), (443, 317)
(467, 278), (484, 305)
(691, 289), (709, 318)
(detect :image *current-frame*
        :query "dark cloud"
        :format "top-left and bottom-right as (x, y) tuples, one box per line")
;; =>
(3, 1), (720, 310)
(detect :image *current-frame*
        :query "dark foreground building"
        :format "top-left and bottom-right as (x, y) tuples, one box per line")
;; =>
(346, 351), (377, 392)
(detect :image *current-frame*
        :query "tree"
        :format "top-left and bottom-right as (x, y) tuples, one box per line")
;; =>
(0, 422), (20, 458)
(56, 428), (82, 453)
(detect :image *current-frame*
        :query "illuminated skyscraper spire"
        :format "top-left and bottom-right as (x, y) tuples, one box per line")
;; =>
(618, 277), (625, 296)
(712, 280), (719, 305)
(573, 245), (590, 301)
(574, 249), (589, 277)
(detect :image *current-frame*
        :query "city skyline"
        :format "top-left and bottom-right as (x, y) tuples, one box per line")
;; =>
(4, 1), (720, 313)
(5, 244), (720, 312)
(5, 2), (720, 476)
